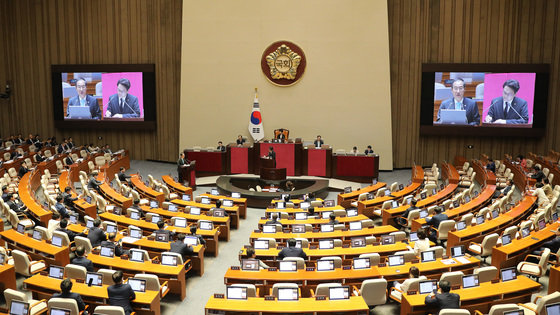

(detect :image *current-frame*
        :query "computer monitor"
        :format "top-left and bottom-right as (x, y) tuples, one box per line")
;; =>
(391, 200), (399, 208)
(50, 308), (71, 315)
(317, 259), (335, 271)
(553, 212), (559, 222)
(399, 184), (404, 190)
(150, 215), (161, 224)
(130, 228), (142, 239)
(130, 210), (140, 220)
(278, 260), (297, 272)
(168, 204), (178, 212)
(241, 259), (260, 271)
(9, 300), (29, 315)
(538, 218), (546, 230)
(420, 192), (427, 199)
(161, 253), (178, 266)
(231, 192), (241, 198)
(321, 211), (333, 219)
(294, 212), (307, 220)
(150, 200), (158, 208)
(545, 302), (560, 315)
(347, 209), (358, 217)
(155, 231), (169, 242)
(99, 246), (114, 258)
(451, 245), (465, 258)
(381, 235), (395, 245)
(419, 280), (438, 294)
(106, 224), (117, 234)
(476, 215), (485, 225)
(465, 196), (471, 203)
(51, 235), (63, 247)
(254, 240), (269, 250)
(349, 221), (362, 231)
(263, 225), (277, 233)
(421, 250), (436, 262)
(351, 237), (366, 248)
(521, 227), (531, 238)
(69, 214), (78, 224)
(419, 209), (429, 219)
(456, 221), (466, 231)
(329, 286), (350, 300)
(211, 189), (219, 195)
(492, 209), (500, 219)
(500, 267), (517, 282)
(277, 287), (299, 301)
(16, 223), (25, 234)
(182, 194), (191, 201)
(502, 234), (512, 246)
(387, 255), (404, 266)
(190, 207), (201, 215)
(174, 217), (187, 228)
(199, 221), (213, 230)
(130, 250), (144, 262)
(32, 230), (42, 241)
(409, 232), (419, 242)
(86, 196), (92, 204)
(276, 202), (285, 209)
(462, 274), (479, 289)
(453, 200), (460, 208)
(128, 278), (147, 292)
(321, 224), (334, 233)
(226, 286), (248, 300)
(223, 199), (234, 207)
(343, 187), (352, 193)
(86, 219), (94, 228)
(319, 239), (334, 249)
(292, 225), (305, 233)
(353, 257), (370, 269)
(0, 253), (4, 265)
(281, 194), (290, 200)
(300, 202), (310, 210)
(184, 235), (198, 246)
(201, 197), (211, 204)
(86, 272), (103, 286)
(48, 266), (64, 279)
(324, 200), (335, 207)
(502, 311), (524, 315)
(213, 209), (225, 217)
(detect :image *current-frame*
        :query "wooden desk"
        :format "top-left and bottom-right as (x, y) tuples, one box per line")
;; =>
(446, 195), (537, 255)
(162, 175), (193, 199)
(24, 275), (160, 315)
(249, 225), (398, 244)
(0, 229), (70, 266)
(131, 175), (165, 204)
(257, 214), (370, 229)
(492, 221), (560, 269)
(97, 172), (132, 209)
(401, 276), (541, 315)
(171, 199), (238, 230)
(88, 252), (188, 300)
(549, 265), (560, 294)
(18, 172), (52, 225)
(101, 150), (130, 182)
(58, 170), (97, 218)
(0, 264), (17, 292)
(200, 193), (247, 219)
(302, 147), (332, 177)
(332, 154), (379, 183)
(205, 295), (369, 314)
(337, 182), (386, 208)
(265, 203), (337, 215)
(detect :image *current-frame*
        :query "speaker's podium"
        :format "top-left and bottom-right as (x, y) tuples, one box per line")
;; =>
(259, 157), (286, 180)
(178, 162), (197, 189)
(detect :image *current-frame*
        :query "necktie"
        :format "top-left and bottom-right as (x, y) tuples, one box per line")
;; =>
(455, 102), (461, 110)
(120, 99), (124, 111)
(81, 98), (85, 106)
(504, 102), (509, 117)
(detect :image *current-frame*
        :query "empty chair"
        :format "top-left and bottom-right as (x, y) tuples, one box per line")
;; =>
(375, 188), (387, 198)
(130, 190), (149, 205)
(359, 253), (381, 266)
(134, 273), (169, 298)
(318, 256), (342, 268)
(439, 271), (464, 287)
(458, 162), (470, 175)
(47, 298), (82, 315)
(390, 231), (407, 242)
(310, 200), (323, 208)
(431, 220), (456, 245)
(4, 288), (48, 315)
(64, 264), (87, 280)
(314, 283), (342, 296)
(440, 310), (470, 315)
(282, 257), (306, 269)
(361, 219), (374, 228)
(271, 283), (299, 298)
(95, 156), (106, 167)
(517, 248), (550, 282)
(390, 182), (398, 192)
(351, 193), (368, 207)
(358, 278), (387, 308)
(518, 291), (560, 315)
(93, 306), (125, 315)
(468, 233), (499, 263)
(474, 266), (498, 283)
(12, 249), (46, 276)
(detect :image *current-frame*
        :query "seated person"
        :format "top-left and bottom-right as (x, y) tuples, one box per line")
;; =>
(236, 135), (245, 146)
(53, 279), (87, 314)
(87, 172), (103, 193)
(486, 159), (496, 173)
(364, 145), (374, 155)
(350, 146), (358, 154)
(531, 166), (545, 183)
(532, 182), (550, 207)
(543, 178), (554, 199)
(170, 233), (194, 260)
(424, 280), (460, 314)
(426, 207), (448, 243)
(47, 213), (61, 239)
(107, 271), (136, 315)
(62, 186), (78, 209)
(2, 186), (10, 202)
(216, 141), (226, 152)
(57, 219), (83, 242)
(307, 206), (317, 218)
(100, 232), (126, 257)
(189, 225), (206, 246)
(18, 165), (29, 178)
(245, 247), (269, 269)
(393, 266), (423, 293)
(398, 199), (419, 227)
(412, 229), (430, 256)
(72, 246), (94, 272)
(516, 154), (527, 170)
(129, 199), (144, 217)
(54, 195), (70, 219)
(118, 167), (131, 183)
(285, 181), (295, 192)
(155, 220), (175, 239)
(494, 179), (513, 198)
(275, 129), (287, 142)
(266, 213), (281, 225)
(278, 238), (308, 260)
(64, 155), (74, 166)
(87, 219), (107, 247)
(313, 135), (324, 148)
(328, 213), (339, 225)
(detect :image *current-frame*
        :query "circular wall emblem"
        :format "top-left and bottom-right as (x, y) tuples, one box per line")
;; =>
(261, 41), (306, 86)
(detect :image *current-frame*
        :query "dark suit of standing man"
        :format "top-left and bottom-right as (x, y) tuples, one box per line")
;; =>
(313, 136), (324, 148)
(177, 152), (190, 183)
(105, 78), (140, 118)
(436, 78), (480, 125)
(107, 271), (136, 315)
(267, 146), (276, 168)
(485, 79), (529, 124)
(67, 77), (102, 119)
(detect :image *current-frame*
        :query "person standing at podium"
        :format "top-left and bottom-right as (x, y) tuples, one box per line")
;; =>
(236, 135), (245, 146)
(267, 146), (276, 168)
(177, 152), (190, 183)
(313, 135), (324, 148)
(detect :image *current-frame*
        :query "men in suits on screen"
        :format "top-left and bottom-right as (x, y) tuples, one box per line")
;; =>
(436, 78), (480, 125)
(67, 77), (102, 119)
(105, 78), (140, 118)
(484, 79), (529, 124)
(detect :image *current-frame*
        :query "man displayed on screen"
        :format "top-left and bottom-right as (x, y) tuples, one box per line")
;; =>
(105, 78), (140, 118)
(67, 77), (102, 119)
(484, 79), (529, 124)
(436, 78), (480, 125)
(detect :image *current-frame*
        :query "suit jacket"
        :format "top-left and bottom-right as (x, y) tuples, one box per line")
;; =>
(65, 156), (74, 165)
(278, 247), (308, 260)
(425, 292), (460, 314)
(68, 94), (101, 119)
(217, 145), (226, 152)
(236, 139), (245, 145)
(18, 166), (28, 178)
(313, 140), (324, 147)
(542, 237), (560, 254)
(106, 93), (140, 118)
(56, 227), (78, 242)
(364, 149), (374, 155)
(53, 292), (86, 311)
(55, 203), (68, 218)
(170, 240), (194, 259)
(118, 173), (131, 182)
(62, 192), (78, 208)
(88, 177), (102, 191)
(87, 227), (107, 247)
(486, 96), (529, 124)
(437, 97), (480, 125)
(177, 158), (190, 166)
(427, 213), (449, 229)
(100, 240), (125, 257)
(71, 256), (94, 272)
(107, 283), (136, 315)
(268, 151), (276, 160)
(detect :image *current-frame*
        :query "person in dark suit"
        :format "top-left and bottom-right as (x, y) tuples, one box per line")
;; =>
(155, 221), (175, 240)
(236, 135), (245, 146)
(426, 207), (448, 243)
(57, 138), (70, 154)
(34, 152), (45, 162)
(531, 227), (560, 259)
(169, 233), (194, 260)
(107, 271), (136, 315)
(494, 179), (513, 198)
(437, 78), (480, 125)
(486, 158), (496, 173)
(531, 165), (546, 183)
(2, 186), (10, 202)
(105, 78), (140, 118)
(129, 199), (144, 218)
(278, 238), (308, 260)
(313, 135), (324, 148)
(67, 77), (101, 119)
(57, 219), (82, 242)
(88, 172), (102, 193)
(87, 219), (106, 247)
(275, 129), (287, 142)
(100, 232), (125, 257)
(177, 152), (190, 183)
(64, 155), (74, 166)
(485, 79), (529, 124)
(53, 279), (87, 313)
(364, 145), (374, 155)
(398, 199), (419, 227)
(328, 213), (339, 225)
(55, 195), (69, 219)
(118, 167), (131, 184)
(18, 165), (29, 178)
(189, 225), (206, 246)
(267, 146), (276, 168)
(72, 246), (94, 272)
(62, 186), (78, 209)
(216, 141), (226, 152)
(425, 280), (460, 314)
(265, 213), (281, 225)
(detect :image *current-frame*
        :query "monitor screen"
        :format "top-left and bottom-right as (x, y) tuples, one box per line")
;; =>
(86, 219), (94, 228)
(0, 253), (4, 265)
(182, 194), (191, 201)
(199, 221), (213, 230)
(231, 192), (241, 198)
(538, 218), (546, 230)
(241, 259), (260, 271)
(322, 211), (333, 219)
(351, 237), (366, 248)
(100, 246), (114, 257)
(347, 209), (358, 217)
(503, 311), (524, 315)
(501, 267), (517, 282)
(456, 221), (466, 231)
(50, 309), (70, 315)
(553, 212), (559, 222)
(320, 224), (334, 233)
(16, 224), (25, 234)
(465, 196), (471, 203)
(190, 207), (201, 215)
(106, 224), (117, 234)
(174, 217), (187, 228)
(381, 235), (395, 245)
(343, 187), (352, 193)
(299, 202), (310, 210)
(502, 234), (512, 246)
(128, 278), (146, 292)
(292, 225), (305, 233)
(451, 245), (465, 258)
(521, 227), (530, 238)
(317, 259), (335, 271)
(184, 235), (198, 246)
(48, 266), (64, 279)
(223, 199), (234, 207)
(319, 240), (334, 249)
(254, 240), (269, 250)
(277, 287), (299, 301)
(462, 275), (479, 289)
(294, 212), (307, 220)
(130, 250), (144, 262)
(86, 272), (103, 286)
(329, 286), (350, 300)
(51, 235), (63, 247)
(149, 200), (158, 208)
(161, 254), (178, 266)
(294, 240), (303, 248)
(226, 286), (248, 300)
(276, 202), (285, 209)
(545, 302), (560, 315)
(419, 280), (438, 294)
(421, 250), (436, 262)
(130, 228), (142, 239)
(353, 257), (370, 269)
(211, 189), (219, 195)
(324, 200), (335, 207)
(69, 214), (78, 224)
(150, 215), (161, 224)
(9, 301), (29, 315)
(476, 215), (485, 225)
(409, 232), (419, 242)
(387, 255), (404, 266)
(263, 225), (277, 233)
(492, 209), (499, 219)
(155, 232), (169, 242)
(349, 221), (362, 231)
(391, 200), (399, 208)
(32, 230), (42, 241)
(201, 197), (211, 204)
(130, 210), (140, 220)
(278, 260), (297, 272)
(168, 204), (178, 212)
(419, 210), (429, 218)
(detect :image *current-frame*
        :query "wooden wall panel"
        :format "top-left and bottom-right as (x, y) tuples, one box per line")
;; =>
(389, 0), (560, 168)
(0, 0), (181, 162)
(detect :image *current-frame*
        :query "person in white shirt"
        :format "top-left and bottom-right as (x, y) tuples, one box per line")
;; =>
(393, 266), (426, 293)
(413, 229), (431, 256)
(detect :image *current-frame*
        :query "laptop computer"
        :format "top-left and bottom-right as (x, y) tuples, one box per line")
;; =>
(48, 266), (64, 279)
(99, 246), (114, 258)
(130, 250), (145, 262)
(353, 257), (370, 269)
(387, 255), (404, 266)
(451, 245), (465, 258)
(277, 287), (299, 301)
(67, 106), (92, 119)
(254, 240), (269, 250)
(86, 272), (103, 286)
(319, 239), (334, 249)
(184, 235), (198, 246)
(317, 259), (335, 271)
(161, 253), (178, 266)
(279, 260), (297, 272)
(226, 286), (248, 300)
(421, 250), (436, 262)
(349, 221), (362, 231)
(501, 267), (517, 282)
(439, 109), (467, 125)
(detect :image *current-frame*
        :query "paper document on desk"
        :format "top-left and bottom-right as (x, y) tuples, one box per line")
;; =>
(455, 257), (471, 264)
(441, 258), (457, 265)
(120, 237), (138, 244)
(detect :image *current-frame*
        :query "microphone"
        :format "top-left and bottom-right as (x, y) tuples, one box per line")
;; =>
(105, 95), (116, 117)
(123, 99), (140, 117)
(507, 102), (525, 121)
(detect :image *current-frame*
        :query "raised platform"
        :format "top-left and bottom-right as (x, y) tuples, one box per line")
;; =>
(215, 175), (330, 208)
